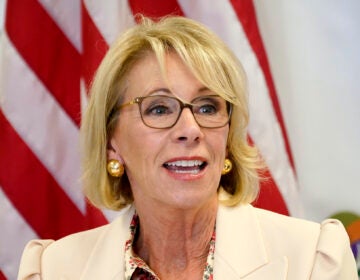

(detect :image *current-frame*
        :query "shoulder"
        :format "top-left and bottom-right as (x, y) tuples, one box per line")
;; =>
(310, 218), (358, 279)
(253, 205), (321, 241)
(18, 206), (135, 279)
(251, 206), (353, 255)
(17, 225), (110, 279)
(231, 204), (350, 254)
(218, 203), (321, 239)
(217, 203), (322, 258)
(216, 204), (357, 279)
(42, 223), (110, 262)
(221, 203), (347, 240)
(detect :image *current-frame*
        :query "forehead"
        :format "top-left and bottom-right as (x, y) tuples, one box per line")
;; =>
(124, 52), (208, 100)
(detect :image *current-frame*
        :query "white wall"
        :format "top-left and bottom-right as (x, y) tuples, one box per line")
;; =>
(0, 0), (4, 31)
(254, 0), (360, 221)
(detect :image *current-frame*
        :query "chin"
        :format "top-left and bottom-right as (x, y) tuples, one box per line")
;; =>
(164, 192), (217, 211)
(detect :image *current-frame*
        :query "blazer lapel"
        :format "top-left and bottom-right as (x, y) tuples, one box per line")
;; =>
(79, 206), (135, 280)
(239, 257), (288, 279)
(214, 204), (288, 279)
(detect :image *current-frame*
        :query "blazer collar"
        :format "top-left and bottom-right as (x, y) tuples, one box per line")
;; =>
(79, 205), (135, 280)
(214, 204), (287, 279)
(78, 203), (287, 279)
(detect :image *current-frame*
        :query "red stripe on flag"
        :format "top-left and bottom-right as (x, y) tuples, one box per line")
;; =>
(230, 0), (296, 171)
(81, 2), (109, 90)
(5, 0), (81, 126)
(0, 270), (6, 280)
(253, 169), (289, 215)
(85, 202), (109, 228)
(129, 0), (184, 17)
(247, 136), (289, 215)
(0, 112), (107, 240)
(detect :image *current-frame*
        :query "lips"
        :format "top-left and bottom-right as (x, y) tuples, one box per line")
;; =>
(163, 159), (207, 174)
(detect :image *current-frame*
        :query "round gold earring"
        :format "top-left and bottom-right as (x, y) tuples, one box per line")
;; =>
(221, 158), (233, 175)
(107, 159), (124, 177)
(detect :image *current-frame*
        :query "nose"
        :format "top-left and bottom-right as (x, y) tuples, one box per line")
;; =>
(171, 108), (204, 143)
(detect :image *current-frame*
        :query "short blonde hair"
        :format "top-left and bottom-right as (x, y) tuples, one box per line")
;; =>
(81, 16), (261, 210)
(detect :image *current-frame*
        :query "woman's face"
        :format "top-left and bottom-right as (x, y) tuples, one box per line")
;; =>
(108, 53), (229, 210)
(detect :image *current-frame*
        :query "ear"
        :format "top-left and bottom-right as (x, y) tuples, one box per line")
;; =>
(107, 138), (124, 163)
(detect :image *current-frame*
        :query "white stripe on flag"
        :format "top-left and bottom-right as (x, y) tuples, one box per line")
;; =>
(38, 0), (82, 52)
(83, 0), (135, 45)
(0, 187), (38, 280)
(0, 32), (85, 213)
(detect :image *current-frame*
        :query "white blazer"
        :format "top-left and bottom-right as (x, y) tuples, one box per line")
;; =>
(18, 204), (358, 279)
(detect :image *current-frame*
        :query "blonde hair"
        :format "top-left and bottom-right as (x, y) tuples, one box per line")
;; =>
(81, 16), (261, 210)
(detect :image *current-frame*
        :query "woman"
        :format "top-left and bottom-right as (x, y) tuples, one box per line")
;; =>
(18, 16), (357, 280)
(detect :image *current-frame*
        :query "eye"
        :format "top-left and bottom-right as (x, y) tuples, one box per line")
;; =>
(144, 104), (172, 116)
(194, 97), (221, 115)
(198, 104), (217, 115)
(141, 96), (178, 117)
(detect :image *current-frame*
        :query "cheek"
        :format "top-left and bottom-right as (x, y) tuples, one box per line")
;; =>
(116, 123), (164, 165)
(207, 129), (229, 166)
(214, 128), (229, 151)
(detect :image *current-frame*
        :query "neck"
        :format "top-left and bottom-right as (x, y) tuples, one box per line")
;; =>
(133, 198), (218, 279)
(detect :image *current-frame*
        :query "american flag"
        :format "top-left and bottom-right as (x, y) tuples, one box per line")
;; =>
(0, 1), (301, 279)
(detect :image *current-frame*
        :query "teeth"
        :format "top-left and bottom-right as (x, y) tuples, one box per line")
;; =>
(173, 169), (200, 174)
(166, 160), (203, 167)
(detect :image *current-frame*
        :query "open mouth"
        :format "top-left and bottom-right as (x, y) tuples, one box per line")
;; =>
(163, 160), (207, 174)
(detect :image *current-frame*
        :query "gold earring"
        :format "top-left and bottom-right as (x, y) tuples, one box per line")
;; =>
(107, 159), (124, 177)
(221, 158), (233, 175)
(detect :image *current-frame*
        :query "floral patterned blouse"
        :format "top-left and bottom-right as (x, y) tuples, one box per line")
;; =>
(124, 213), (216, 280)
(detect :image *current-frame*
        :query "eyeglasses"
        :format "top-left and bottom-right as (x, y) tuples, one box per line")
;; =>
(119, 95), (232, 129)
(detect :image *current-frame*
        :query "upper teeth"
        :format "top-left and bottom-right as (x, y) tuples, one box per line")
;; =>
(166, 160), (203, 167)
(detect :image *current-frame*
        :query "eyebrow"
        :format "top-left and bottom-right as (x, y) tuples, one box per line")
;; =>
(146, 88), (172, 96)
(199, 87), (211, 92)
(142, 86), (214, 103)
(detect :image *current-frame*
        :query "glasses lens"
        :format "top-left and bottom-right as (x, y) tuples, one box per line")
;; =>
(139, 95), (231, 129)
(192, 96), (230, 128)
(140, 96), (180, 128)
